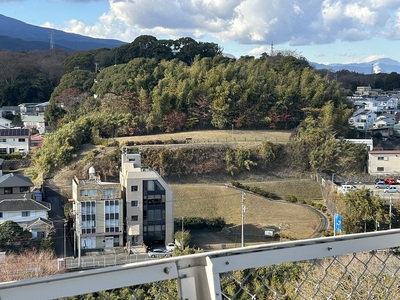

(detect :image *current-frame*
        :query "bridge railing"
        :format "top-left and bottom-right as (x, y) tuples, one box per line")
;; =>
(1, 230), (400, 299)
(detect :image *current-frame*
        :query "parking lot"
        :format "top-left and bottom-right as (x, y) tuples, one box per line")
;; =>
(349, 183), (400, 203)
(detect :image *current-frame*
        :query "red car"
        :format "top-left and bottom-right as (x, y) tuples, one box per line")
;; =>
(384, 178), (396, 185)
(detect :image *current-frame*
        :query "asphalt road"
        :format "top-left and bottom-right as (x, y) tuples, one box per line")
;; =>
(43, 186), (72, 258)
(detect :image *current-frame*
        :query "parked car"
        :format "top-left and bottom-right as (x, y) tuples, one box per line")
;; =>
(340, 184), (357, 194)
(375, 182), (388, 189)
(375, 178), (385, 184)
(384, 186), (399, 193)
(147, 249), (171, 258)
(166, 243), (176, 252)
(384, 178), (396, 185)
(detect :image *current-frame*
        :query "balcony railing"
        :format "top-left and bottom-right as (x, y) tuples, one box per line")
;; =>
(1, 229), (400, 299)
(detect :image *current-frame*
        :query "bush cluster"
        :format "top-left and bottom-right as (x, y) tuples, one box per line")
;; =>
(231, 181), (280, 200)
(175, 217), (226, 230)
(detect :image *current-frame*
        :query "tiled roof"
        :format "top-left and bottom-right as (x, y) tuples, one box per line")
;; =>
(0, 198), (50, 211)
(26, 217), (53, 227)
(0, 173), (33, 188)
(0, 128), (30, 137)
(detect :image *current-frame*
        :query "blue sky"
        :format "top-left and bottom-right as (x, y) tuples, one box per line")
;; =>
(1, 0), (400, 64)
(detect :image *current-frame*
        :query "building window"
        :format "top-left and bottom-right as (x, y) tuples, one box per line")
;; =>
(0, 139), (6, 142)
(20, 187), (29, 193)
(0, 212), (3, 218)
(22, 211), (30, 217)
(131, 185), (138, 192)
(81, 201), (96, 233)
(377, 167), (384, 172)
(131, 215), (139, 222)
(377, 157), (384, 161)
(4, 187), (12, 194)
(80, 189), (98, 197)
(131, 200), (138, 207)
(105, 200), (119, 233)
(0, 148), (6, 154)
(18, 138), (25, 142)
(103, 188), (116, 199)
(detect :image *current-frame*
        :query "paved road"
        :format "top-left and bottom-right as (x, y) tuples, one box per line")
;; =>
(43, 186), (72, 258)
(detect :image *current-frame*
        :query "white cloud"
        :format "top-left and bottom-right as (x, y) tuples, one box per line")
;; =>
(58, 0), (400, 49)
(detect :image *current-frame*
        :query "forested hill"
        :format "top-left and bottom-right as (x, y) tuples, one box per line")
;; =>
(33, 44), (368, 178)
(45, 53), (350, 135)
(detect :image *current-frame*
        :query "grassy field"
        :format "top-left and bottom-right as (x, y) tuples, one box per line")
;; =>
(115, 129), (292, 144)
(172, 180), (323, 248)
(243, 179), (322, 200)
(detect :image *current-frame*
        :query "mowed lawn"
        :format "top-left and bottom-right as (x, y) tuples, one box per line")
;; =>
(172, 180), (323, 242)
(245, 179), (322, 200)
(115, 129), (292, 144)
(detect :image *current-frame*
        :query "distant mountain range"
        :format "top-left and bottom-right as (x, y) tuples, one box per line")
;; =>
(0, 14), (126, 51)
(312, 58), (400, 74)
(1, 14), (400, 74)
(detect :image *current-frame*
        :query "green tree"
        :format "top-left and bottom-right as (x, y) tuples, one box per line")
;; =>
(339, 188), (387, 233)
(174, 230), (191, 249)
(0, 220), (31, 246)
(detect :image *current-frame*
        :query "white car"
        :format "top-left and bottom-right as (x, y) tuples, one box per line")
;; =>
(166, 243), (176, 252)
(384, 186), (399, 193)
(147, 249), (171, 258)
(340, 184), (357, 194)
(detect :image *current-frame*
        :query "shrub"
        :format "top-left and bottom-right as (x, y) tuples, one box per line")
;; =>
(284, 195), (298, 203)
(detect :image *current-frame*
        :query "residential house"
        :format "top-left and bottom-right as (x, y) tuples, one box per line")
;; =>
(19, 103), (38, 117)
(0, 196), (52, 239)
(0, 128), (30, 155)
(372, 115), (396, 129)
(22, 115), (46, 134)
(0, 173), (34, 200)
(0, 117), (12, 129)
(119, 149), (174, 247)
(72, 167), (123, 251)
(368, 150), (400, 175)
(348, 109), (377, 131)
(354, 86), (380, 97)
(0, 106), (19, 118)
(30, 134), (44, 149)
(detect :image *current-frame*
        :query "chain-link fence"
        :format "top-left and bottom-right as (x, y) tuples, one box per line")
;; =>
(1, 230), (400, 300)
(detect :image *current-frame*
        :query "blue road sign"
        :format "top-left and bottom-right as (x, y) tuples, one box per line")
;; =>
(334, 213), (342, 233)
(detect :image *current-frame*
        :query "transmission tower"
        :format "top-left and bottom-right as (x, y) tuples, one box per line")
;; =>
(50, 30), (55, 50)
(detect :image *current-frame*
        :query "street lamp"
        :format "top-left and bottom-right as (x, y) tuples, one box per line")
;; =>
(241, 192), (246, 247)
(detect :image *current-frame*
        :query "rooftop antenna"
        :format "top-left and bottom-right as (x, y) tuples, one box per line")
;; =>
(50, 30), (55, 50)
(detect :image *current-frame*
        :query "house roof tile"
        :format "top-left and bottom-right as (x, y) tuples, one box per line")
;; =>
(0, 198), (50, 211)
(0, 173), (33, 188)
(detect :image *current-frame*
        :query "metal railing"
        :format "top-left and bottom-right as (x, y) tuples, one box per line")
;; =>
(1, 230), (400, 299)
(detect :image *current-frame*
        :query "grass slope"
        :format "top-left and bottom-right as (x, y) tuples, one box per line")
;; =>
(115, 129), (292, 144)
(172, 180), (322, 245)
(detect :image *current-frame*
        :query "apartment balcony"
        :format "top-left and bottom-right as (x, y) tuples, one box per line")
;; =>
(1, 230), (400, 299)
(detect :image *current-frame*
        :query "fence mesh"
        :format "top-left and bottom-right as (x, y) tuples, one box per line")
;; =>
(54, 250), (400, 299)
(220, 250), (400, 300)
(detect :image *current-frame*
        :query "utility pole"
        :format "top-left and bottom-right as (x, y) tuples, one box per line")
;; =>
(63, 220), (67, 267)
(241, 192), (246, 247)
(181, 216), (184, 250)
(389, 196), (392, 230)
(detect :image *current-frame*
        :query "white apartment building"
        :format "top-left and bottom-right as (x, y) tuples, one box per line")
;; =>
(368, 150), (400, 175)
(72, 167), (123, 251)
(119, 150), (174, 247)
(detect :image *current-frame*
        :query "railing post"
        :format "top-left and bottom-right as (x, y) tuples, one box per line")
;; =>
(177, 256), (222, 300)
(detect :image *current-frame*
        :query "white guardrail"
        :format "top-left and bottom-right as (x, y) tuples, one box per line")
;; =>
(1, 230), (400, 299)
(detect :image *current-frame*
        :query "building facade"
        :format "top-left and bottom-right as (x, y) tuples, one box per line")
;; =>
(72, 167), (123, 251)
(368, 150), (400, 175)
(120, 150), (174, 247)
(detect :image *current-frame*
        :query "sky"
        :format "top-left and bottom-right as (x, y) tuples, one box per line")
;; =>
(1, 0), (400, 64)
